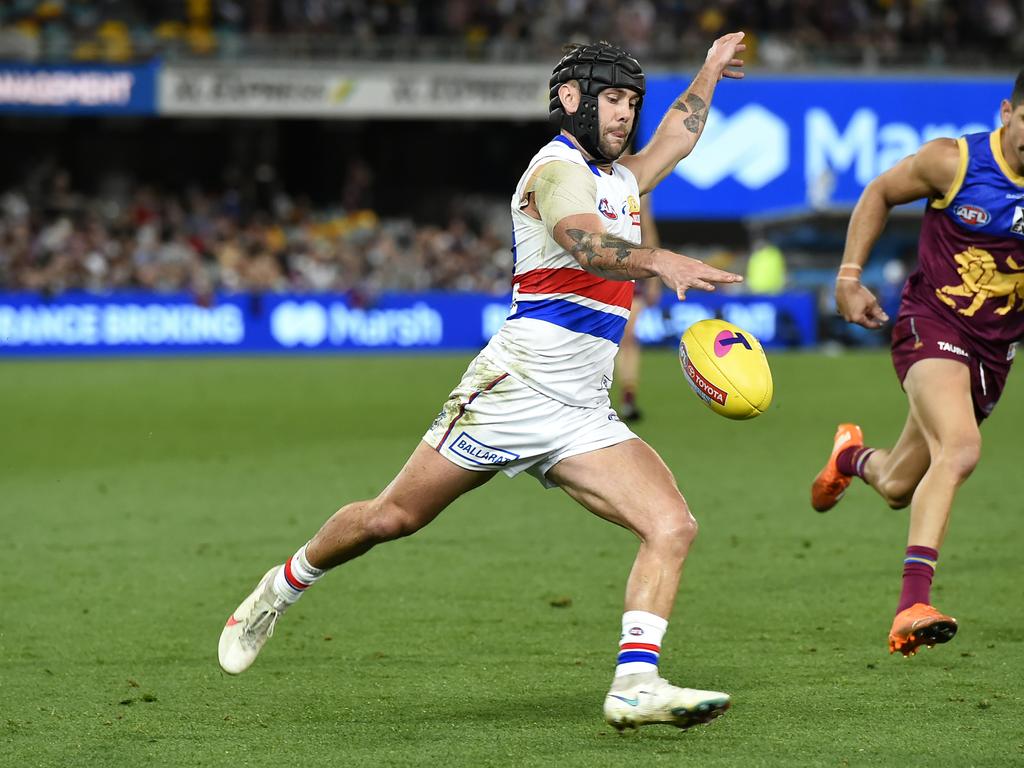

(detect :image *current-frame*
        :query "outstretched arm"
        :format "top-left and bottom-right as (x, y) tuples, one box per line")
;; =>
(836, 138), (961, 328)
(528, 161), (742, 299)
(619, 32), (745, 194)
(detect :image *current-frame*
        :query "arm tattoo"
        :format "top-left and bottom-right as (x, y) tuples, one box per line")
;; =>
(670, 92), (708, 134)
(564, 228), (651, 279)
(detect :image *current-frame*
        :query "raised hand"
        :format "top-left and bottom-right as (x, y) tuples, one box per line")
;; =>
(705, 31), (746, 80)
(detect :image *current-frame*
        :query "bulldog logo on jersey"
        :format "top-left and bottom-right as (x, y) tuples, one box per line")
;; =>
(626, 195), (641, 225)
(598, 198), (618, 220)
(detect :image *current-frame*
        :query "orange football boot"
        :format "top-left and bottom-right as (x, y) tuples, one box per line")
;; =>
(888, 603), (958, 657)
(810, 423), (864, 512)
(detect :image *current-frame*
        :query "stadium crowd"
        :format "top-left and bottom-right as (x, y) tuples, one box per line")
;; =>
(0, 0), (1019, 67)
(0, 170), (514, 296)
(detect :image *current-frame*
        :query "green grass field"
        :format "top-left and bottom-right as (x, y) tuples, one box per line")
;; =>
(2, 350), (1021, 767)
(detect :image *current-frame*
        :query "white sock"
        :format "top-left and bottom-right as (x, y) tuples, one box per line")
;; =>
(271, 543), (326, 604)
(614, 610), (668, 678)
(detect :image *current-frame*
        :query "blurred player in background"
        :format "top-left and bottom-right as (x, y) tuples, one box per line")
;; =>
(220, 33), (746, 730)
(812, 70), (1024, 657)
(616, 194), (662, 422)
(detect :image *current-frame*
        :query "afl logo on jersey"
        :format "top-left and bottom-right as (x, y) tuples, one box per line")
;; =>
(598, 198), (618, 220)
(954, 204), (991, 226)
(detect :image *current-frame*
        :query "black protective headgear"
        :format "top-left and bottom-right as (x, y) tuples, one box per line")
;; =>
(549, 42), (646, 163)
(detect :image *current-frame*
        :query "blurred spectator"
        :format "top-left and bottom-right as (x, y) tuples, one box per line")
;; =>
(745, 239), (787, 295)
(1, 0), (1021, 67)
(0, 166), (517, 296)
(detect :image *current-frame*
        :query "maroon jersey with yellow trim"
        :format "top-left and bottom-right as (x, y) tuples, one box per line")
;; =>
(899, 129), (1024, 364)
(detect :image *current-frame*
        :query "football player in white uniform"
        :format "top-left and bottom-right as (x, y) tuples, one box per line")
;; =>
(219, 33), (746, 731)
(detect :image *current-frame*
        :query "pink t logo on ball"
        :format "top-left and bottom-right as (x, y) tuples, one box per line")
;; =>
(714, 330), (752, 357)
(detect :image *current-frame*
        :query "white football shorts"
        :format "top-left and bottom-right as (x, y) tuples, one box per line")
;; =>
(423, 353), (637, 488)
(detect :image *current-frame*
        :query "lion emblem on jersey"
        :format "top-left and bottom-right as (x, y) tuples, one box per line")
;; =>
(936, 246), (1024, 317)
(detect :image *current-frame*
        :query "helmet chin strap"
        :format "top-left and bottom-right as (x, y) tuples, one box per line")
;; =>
(566, 95), (614, 163)
(559, 94), (635, 164)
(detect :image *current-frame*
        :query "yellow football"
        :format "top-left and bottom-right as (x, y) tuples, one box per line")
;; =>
(678, 319), (773, 420)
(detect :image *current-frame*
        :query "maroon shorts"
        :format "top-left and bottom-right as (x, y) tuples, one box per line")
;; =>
(891, 315), (1012, 423)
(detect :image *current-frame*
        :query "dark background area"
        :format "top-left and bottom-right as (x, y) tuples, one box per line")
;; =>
(0, 115), (555, 218)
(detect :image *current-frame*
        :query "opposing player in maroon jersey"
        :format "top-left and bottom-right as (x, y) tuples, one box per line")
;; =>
(812, 70), (1024, 657)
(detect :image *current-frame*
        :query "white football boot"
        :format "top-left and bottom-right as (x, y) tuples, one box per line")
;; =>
(603, 673), (731, 731)
(218, 567), (289, 674)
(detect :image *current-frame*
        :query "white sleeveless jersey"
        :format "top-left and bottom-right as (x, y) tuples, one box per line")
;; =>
(481, 135), (642, 408)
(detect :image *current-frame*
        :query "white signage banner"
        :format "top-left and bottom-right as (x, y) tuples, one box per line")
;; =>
(159, 64), (550, 119)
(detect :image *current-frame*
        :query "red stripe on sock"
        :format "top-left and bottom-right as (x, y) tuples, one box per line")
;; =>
(619, 642), (660, 653)
(283, 558), (310, 591)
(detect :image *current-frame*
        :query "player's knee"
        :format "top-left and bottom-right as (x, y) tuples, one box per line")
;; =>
(884, 492), (912, 511)
(884, 494), (912, 511)
(877, 476), (914, 509)
(363, 499), (426, 543)
(649, 507), (698, 554)
(934, 438), (981, 484)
